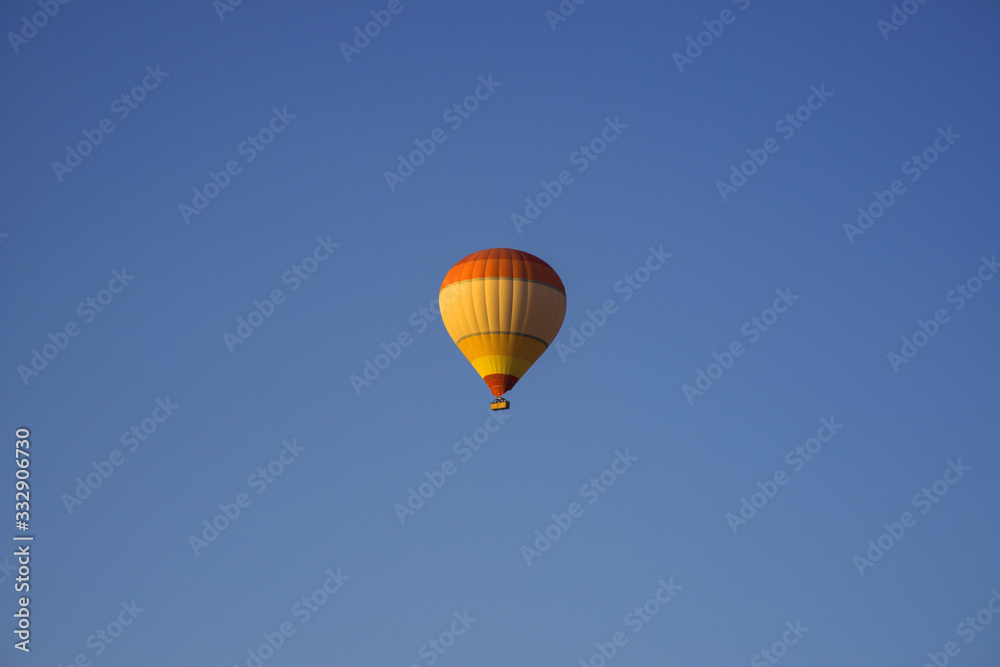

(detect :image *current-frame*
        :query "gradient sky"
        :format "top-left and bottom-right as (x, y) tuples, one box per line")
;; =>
(2, 0), (999, 665)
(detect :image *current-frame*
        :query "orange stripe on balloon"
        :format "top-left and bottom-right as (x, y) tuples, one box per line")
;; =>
(440, 248), (565, 293)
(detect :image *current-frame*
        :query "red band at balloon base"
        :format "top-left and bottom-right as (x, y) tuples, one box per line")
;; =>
(484, 374), (519, 396)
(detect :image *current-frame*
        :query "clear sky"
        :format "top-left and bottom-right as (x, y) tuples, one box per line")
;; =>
(2, 0), (999, 665)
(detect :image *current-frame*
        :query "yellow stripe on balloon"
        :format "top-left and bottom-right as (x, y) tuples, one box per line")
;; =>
(457, 335), (548, 372)
(439, 278), (565, 344)
(469, 355), (535, 380)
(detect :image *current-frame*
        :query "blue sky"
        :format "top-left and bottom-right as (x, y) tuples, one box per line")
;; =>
(2, 0), (999, 665)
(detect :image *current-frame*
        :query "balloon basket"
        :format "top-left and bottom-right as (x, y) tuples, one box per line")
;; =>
(490, 398), (510, 411)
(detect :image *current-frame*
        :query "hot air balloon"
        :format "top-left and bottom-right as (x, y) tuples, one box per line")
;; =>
(439, 248), (566, 410)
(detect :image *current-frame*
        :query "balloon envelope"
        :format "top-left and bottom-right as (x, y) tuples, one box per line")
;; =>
(439, 248), (566, 397)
